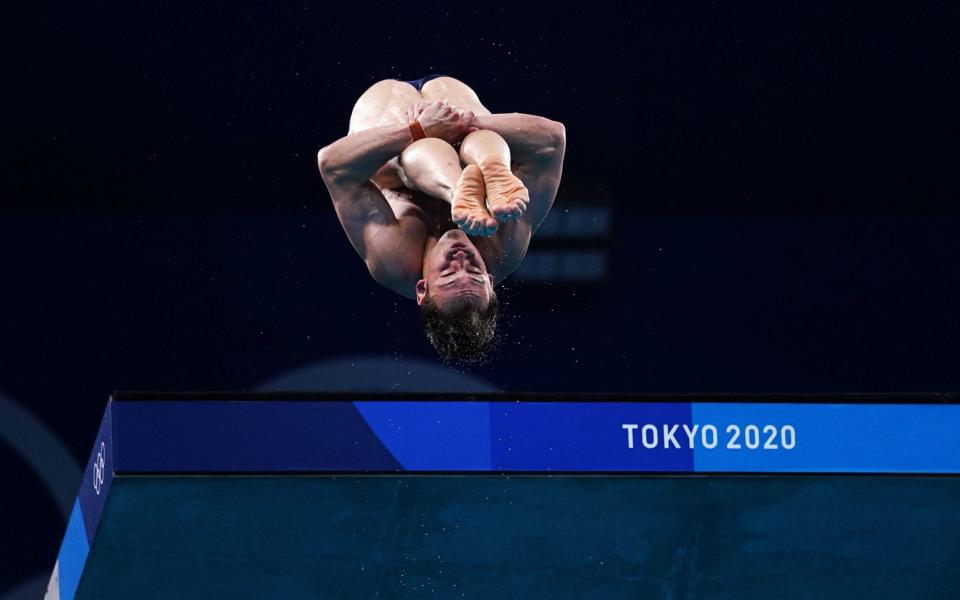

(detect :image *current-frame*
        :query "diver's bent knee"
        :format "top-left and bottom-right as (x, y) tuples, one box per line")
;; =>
(420, 76), (471, 95)
(402, 137), (456, 153)
(400, 138), (458, 166)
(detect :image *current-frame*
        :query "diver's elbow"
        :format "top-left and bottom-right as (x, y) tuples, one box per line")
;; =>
(317, 147), (333, 177)
(317, 146), (347, 183)
(550, 121), (566, 149)
(536, 120), (566, 162)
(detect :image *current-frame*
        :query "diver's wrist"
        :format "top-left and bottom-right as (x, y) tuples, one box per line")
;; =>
(409, 119), (426, 142)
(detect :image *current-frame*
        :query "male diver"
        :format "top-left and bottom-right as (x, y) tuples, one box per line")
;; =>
(317, 75), (565, 362)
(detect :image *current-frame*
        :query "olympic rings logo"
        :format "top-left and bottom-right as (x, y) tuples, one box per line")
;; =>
(92, 442), (106, 496)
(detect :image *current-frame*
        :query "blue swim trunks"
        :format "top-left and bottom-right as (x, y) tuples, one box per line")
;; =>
(402, 74), (448, 91)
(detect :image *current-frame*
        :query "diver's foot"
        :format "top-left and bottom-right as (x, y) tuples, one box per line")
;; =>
(451, 164), (499, 236)
(479, 157), (529, 223)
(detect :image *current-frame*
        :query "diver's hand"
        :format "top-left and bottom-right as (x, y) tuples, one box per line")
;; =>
(404, 99), (430, 122)
(411, 100), (478, 143)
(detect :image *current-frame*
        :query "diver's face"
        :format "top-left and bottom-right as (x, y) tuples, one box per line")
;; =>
(417, 230), (494, 312)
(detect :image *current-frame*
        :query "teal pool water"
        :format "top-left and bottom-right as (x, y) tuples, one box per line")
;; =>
(77, 476), (960, 598)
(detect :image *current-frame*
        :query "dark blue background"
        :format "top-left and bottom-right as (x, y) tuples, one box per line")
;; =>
(2, 0), (959, 594)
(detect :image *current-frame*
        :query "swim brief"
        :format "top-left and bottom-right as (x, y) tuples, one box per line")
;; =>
(402, 74), (448, 91)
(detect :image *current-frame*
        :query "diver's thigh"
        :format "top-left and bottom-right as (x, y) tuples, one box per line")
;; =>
(420, 76), (492, 116)
(348, 79), (422, 134)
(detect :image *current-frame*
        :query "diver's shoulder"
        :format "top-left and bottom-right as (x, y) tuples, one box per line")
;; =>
(363, 240), (422, 301)
(366, 258), (418, 299)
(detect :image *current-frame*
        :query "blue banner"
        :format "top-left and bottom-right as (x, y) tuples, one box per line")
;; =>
(105, 399), (960, 474)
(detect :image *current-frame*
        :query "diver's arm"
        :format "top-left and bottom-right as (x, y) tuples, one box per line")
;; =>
(318, 124), (416, 186)
(471, 113), (566, 166)
(317, 165), (424, 298)
(317, 158), (397, 265)
(319, 100), (478, 185)
(318, 132), (422, 290)
(516, 132), (565, 233)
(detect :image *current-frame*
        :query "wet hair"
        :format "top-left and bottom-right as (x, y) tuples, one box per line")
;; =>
(420, 291), (500, 364)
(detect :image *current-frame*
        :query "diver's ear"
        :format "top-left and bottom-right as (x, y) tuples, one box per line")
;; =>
(487, 274), (495, 286)
(415, 279), (427, 306)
